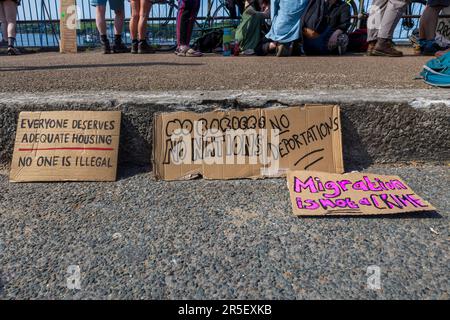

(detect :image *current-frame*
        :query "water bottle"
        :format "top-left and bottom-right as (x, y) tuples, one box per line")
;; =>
(223, 28), (232, 56)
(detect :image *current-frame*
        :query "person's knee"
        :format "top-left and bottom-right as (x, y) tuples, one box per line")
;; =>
(131, 11), (140, 20)
(114, 9), (125, 18)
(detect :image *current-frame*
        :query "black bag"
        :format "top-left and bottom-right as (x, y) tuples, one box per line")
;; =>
(193, 30), (224, 53)
(347, 28), (368, 52)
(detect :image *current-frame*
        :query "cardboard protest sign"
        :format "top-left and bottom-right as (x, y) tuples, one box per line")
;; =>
(436, 7), (450, 47)
(10, 111), (121, 182)
(287, 171), (436, 216)
(153, 105), (343, 180)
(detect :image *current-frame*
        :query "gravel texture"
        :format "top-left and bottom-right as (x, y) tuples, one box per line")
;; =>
(0, 164), (448, 299)
(0, 50), (432, 92)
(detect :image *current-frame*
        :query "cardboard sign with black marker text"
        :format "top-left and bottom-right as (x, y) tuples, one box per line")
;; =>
(10, 111), (121, 182)
(153, 105), (343, 180)
(287, 171), (436, 216)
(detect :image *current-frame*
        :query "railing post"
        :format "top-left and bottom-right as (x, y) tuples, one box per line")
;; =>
(60, 0), (78, 53)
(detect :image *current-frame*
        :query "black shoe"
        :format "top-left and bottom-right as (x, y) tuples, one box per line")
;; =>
(276, 43), (292, 57)
(131, 41), (139, 54)
(138, 40), (155, 54)
(101, 39), (111, 54)
(7, 46), (21, 55)
(112, 41), (128, 54)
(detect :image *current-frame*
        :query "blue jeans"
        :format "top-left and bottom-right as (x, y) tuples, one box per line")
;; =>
(303, 27), (334, 55)
(266, 0), (309, 44)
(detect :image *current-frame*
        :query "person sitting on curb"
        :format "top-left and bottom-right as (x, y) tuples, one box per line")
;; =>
(418, 0), (450, 55)
(175, 0), (203, 57)
(367, 0), (409, 57)
(0, 0), (20, 55)
(302, 0), (351, 55)
(235, 0), (270, 55)
(92, 0), (128, 54)
(129, 0), (155, 54)
(265, 0), (310, 57)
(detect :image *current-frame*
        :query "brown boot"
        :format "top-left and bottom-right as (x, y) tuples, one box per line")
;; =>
(366, 41), (376, 56)
(372, 38), (403, 57)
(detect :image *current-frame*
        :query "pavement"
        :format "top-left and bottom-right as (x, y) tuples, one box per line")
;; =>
(0, 164), (448, 299)
(0, 49), (449, 300)
(0, 49), (432, 92)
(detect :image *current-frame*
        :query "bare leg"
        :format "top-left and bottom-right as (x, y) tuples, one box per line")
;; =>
(0, 3), (7, 42)
(419, 6), (444, 41)
(114, 9), (125, 36)
(96, 5), (107, 36)
(130, 0), (141, 40)
(3, 0), (17, 39)
(138, 0), (152, 40)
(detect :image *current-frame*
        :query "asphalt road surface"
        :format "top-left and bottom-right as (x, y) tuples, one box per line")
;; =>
(0, 50), (431, 92)
(0, 164), (448, 299)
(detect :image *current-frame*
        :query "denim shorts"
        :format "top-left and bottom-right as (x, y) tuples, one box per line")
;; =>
(427, 0), (450, 7)
(91, 0), (125, 11)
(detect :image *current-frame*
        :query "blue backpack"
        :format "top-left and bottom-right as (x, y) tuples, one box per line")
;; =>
(420, 51), (450, 87)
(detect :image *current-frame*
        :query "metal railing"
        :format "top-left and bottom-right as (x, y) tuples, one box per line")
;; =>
(2, 0), (445, 48)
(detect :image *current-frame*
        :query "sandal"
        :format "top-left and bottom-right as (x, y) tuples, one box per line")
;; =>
(175, 46), (203, 57)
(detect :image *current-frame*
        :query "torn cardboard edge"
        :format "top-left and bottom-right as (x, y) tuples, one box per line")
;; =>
(153, 104), (344, 181)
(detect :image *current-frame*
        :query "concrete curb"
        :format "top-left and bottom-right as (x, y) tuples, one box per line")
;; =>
(0, 90), (449, 169)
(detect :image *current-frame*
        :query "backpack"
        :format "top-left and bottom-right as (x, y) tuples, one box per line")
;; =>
(419, 51), (450, 87)
(193, 30), (223, 53)
(347, 28), (368, 52)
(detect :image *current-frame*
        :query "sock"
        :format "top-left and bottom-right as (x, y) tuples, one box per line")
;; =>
(114, 34), (122, 44)
(8, 37), (15, 48)
(100, 34), (108, 44)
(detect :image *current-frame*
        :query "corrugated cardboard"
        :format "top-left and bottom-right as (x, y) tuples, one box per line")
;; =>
(153, 105), (343, 180)
(10, 111), (121, 182)
(287, 171), (436, 216)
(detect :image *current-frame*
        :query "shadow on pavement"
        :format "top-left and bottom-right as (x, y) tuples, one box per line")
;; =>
(0, 61), (204, 72)
(341, 111), (374, 171)
(297, 210), (442, 219)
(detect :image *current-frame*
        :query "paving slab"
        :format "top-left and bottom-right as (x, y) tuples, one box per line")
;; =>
(0, 51), (433, 92)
